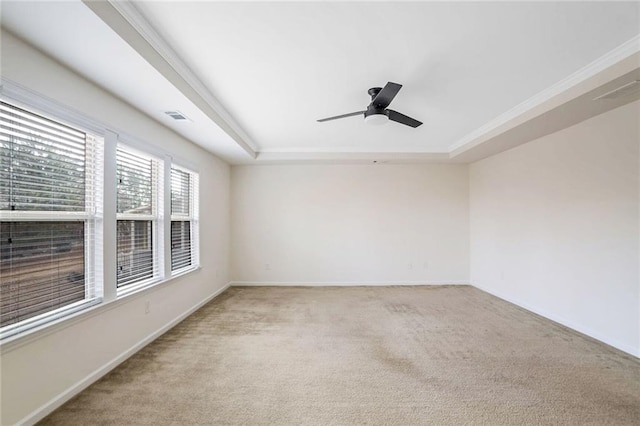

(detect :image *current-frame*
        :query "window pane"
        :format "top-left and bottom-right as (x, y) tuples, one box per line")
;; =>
(0, 102), (86, 211)
(117, 220), (153, 288)
(171, 168), (190, 216)
(117, 148), (152, 214)
(0, 221), (85, 327)
(171, 221), (191, 271)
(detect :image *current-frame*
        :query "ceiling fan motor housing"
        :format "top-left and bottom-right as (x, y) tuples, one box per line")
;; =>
(364, 106), (389, 124)
(365, 86), (390, 124)
(368, 87), (383, 100)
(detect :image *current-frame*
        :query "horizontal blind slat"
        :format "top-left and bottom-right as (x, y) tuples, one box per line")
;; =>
(117, 147), (154, 215)
(1, 103), (86, 214)
(0, 124), (86, 154)
(0, 127), (86, 157)
(170, 220), (191, 271)
(0, 102), (84, 139)
(170, 167), (190, 216)
(116, 218), (155, 287)
(0, 220), (86, 327)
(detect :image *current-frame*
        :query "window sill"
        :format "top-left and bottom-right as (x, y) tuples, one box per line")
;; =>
(0, 265), (202, 354)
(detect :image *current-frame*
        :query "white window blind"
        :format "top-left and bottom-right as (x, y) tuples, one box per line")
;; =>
(170, 166), (198, 272)
(116, 146), (161, 290)
(0, 101), (101, 335)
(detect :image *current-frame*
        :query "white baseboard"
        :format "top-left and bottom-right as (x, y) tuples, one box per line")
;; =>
(20, 283), (231, 426)
(472, 283), (639, 358)
(231, 280), (470, 287)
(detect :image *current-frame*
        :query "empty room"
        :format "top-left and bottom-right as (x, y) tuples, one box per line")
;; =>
(1, 1), (639, 425)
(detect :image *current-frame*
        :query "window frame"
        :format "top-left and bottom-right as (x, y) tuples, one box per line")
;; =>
(0, 83), (202, 346)
(115, 144), (163, 294)
(170, 164), (199, 275)
(0, 100), (104, 340)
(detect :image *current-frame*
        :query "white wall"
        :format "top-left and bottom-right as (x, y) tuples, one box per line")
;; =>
(470, 100), (640, 356)
(231, 164), (469, 284)
(0, 32), (231, 425)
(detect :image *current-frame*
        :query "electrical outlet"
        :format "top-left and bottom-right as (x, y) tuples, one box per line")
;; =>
(265, 263), (271, 271)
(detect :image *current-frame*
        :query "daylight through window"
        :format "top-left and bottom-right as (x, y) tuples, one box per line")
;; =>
(171, 166), (198, 272)
(0, 101), (101, 332)
(116, 146), (161, 289)
(0, 97), (200, 341)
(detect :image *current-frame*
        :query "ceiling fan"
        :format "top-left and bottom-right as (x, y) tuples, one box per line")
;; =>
(317, 82), (422, 128)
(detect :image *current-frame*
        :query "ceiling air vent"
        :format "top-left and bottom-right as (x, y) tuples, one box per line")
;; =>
(593, 80), (640, 101)
(165, 110), (189, 120)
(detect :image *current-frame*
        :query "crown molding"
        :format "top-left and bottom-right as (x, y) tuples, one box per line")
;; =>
(252, 151), (451, 164)
(450, 34), (640, 152)
(83, 0), (257, 158)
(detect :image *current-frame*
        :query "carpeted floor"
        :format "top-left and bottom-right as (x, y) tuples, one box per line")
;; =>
(40, 286), (640, 425)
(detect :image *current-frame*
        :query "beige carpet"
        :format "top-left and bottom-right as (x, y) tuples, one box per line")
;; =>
(40, 286), (640, 425)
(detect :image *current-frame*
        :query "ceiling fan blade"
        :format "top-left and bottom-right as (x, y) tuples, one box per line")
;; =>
(317, 111), (366, 122)
(372, 82), (402, 109)
(387, 110), (422, 128)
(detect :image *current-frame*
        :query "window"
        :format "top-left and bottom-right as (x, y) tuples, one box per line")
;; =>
(0, 101), (101, 335)
(116, 147), (161, 289)
(170, 166), (198, 272)
(0, 93), (201, 342)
